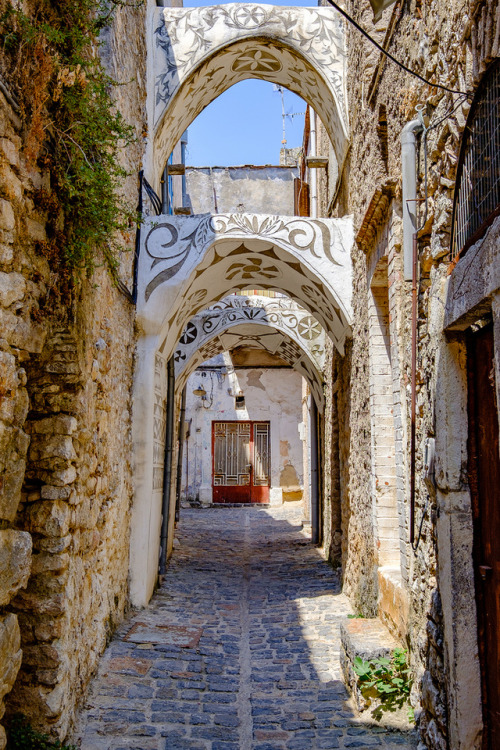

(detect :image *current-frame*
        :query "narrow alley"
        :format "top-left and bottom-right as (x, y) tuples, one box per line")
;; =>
(75, 504), (416, 750)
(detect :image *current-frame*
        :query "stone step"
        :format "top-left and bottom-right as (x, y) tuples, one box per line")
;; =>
(340, 617), (400, 712)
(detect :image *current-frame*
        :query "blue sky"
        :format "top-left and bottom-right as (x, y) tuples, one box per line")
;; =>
(183, 0), (316, 166)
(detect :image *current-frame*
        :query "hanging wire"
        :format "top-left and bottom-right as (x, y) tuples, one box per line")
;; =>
(324, 0), (472, 99)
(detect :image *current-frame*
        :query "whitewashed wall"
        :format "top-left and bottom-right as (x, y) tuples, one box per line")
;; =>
(181, 355), (305, 505)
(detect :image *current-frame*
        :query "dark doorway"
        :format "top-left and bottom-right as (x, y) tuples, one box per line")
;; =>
(467, 321), (500, 749)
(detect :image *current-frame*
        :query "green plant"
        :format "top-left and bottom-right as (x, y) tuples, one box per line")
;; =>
(0, 0), (139, 304)
(353, 647), (413, 721)
(7, 715), (77, 750)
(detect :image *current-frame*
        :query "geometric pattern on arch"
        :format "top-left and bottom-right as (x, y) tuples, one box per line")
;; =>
(136, 213), (353, 357)
(174, 295), (326, 411)
(151, 4), (349, 187)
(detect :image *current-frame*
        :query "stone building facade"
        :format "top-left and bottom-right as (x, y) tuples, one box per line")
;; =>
(181, 354), (305, 506)
(311, 0), (500, 748)
(0, 0), (498, 748)
(0, 0), (146, 741)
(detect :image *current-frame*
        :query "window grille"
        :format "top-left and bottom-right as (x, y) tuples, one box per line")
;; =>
(451, 62), (500, 261)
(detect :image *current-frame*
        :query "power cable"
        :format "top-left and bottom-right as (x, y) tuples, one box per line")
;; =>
(324, 0), (472, 99)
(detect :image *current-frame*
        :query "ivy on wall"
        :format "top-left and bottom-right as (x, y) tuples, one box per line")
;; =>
(0, 0), (138, 303)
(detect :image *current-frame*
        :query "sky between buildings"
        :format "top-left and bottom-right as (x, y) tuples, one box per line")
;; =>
(183, 0), (317, 166)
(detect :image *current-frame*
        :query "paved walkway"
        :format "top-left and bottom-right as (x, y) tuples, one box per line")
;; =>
(74, 504), (416, 749)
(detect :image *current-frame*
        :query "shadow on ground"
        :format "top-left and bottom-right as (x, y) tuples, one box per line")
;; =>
(74, 503), (418, 750)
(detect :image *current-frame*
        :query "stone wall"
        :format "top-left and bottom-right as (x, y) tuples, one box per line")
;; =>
(182, 357), (305, 506)
(317, 0), (500, 747)
(0, 0), (146, 741)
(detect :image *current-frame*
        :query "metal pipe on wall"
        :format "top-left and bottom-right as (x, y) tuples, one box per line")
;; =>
(175, 386), (187, 522)
(160, 164), (169, 215)
(410, 232), (418, 544)
(309, 109), (318, 219)
(159, 357), (175, 576)
(401, 117), (423, 280)
(310, 397), (320, 544)
(401, 114), (423, 543)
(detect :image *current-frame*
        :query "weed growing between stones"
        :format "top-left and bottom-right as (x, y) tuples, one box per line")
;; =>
(353, 648), (414, 722)
(6, 715), (77, 750)
(0, 0), (138, 305)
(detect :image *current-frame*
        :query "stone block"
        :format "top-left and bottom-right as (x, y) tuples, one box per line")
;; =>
(0, 351), (17, 399)
(26, 500), (71, 537)
(0, 453), (27, 522)
(0, 308), (45, 353)
(0, 530), (32, 606)
(29, 435), (76, 462)
(0, 201), (14, 232)
(0, 244), (13, 265)
(340, 617), (399, 712)
(22, 644), (61, 669)
(41, 485), (71, 501)
(0, 613), (22, 703)
(0, 138), (20, 168)
(33, 535), (72, 554)
(0, 272), (26, 307)
(39, 466), (77, 487)
(31, 552), (69, 575)
(25, 217), (46, 242)
(12, 590), (66, 616)
(0, 164), (22, 202)
(31, 416), (78, 436)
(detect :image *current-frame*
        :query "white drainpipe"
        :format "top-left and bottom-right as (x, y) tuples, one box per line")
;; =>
(310, 109), (318, 219)
(401, 117), (423, 280)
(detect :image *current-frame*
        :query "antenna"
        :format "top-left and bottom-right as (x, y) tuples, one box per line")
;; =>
(273, 85), (306, 149)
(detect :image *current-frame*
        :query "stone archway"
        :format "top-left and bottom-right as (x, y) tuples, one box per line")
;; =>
(147, 4), (348, 186)
(137, 212), (353, 354)
(130, 212), (353, 605)
(173, 295), (326, 411)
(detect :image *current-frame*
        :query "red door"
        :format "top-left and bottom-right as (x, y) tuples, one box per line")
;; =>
(467, 322), (500, 749)
(212, 421), (270, 504)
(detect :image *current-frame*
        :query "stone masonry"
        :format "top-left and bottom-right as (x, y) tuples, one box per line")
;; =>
(0, 0), (146, 741)
(75, 503), (417, 749)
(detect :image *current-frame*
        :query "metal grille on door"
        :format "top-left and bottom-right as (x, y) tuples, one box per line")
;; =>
(214, 422), (251, 487)
(253, 423), (270, 486)
(212, 421), (270, 503)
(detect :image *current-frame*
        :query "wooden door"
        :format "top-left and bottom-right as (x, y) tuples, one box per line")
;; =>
(212, 421), (270, 504)
(467, 322), (500, 749)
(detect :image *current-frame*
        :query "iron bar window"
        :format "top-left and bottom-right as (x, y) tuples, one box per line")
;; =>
(451, 62), (500, 261)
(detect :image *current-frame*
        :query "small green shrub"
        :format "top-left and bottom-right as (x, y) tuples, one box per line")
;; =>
(0, 0), (140, 305)
(353, 647), (413, 721)
(7, 715), (77, 750)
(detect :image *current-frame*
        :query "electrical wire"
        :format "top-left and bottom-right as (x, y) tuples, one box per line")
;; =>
(324, 0), (472, 99)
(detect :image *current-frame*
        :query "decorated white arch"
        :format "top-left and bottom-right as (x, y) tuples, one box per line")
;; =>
(149, 4), (348, 185)
(174, 295), (327, 411)
(131, 213), (353, 606)
(137, 212), (353, 355)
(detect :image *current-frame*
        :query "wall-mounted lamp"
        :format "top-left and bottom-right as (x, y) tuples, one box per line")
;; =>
(192, 386), (207, 398)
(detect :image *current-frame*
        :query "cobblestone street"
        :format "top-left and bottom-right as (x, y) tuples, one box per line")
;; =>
(74, 504), (417, 749)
